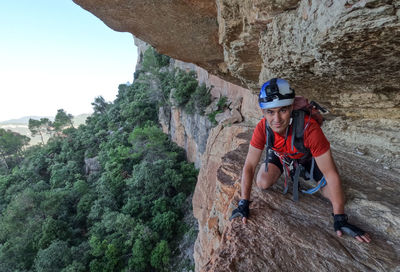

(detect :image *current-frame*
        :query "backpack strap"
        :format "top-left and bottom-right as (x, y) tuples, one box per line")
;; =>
(264, 118), (274, 172)
(309, 157), (315, 181)
(290, 110), (312, 202)
(291, 110), (308, 154)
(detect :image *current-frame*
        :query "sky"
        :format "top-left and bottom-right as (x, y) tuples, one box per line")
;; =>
(0, 0), (138, 122)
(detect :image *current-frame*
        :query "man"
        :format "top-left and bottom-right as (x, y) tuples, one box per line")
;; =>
(230, 78), (371, 243)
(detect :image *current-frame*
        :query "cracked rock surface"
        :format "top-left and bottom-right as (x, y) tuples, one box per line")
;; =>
(193, 125), (399, 272)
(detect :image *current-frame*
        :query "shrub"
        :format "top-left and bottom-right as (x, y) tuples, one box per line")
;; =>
(142, 47), (170, 72)
(172, 70), (198, 106)
(208, 96), (228, 125)
(185, 83), (212, 115)
(158, 70), (176, 107)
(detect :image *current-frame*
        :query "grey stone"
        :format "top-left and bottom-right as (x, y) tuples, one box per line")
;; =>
(84, 157), (101, 175)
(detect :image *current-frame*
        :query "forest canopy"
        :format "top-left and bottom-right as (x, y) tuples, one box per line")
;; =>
(0, 47), (204, 272)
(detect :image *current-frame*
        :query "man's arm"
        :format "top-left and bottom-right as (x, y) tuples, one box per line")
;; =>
(314, 149), (345, 214)
(315, 149), (371, 243)
(241, 145), (263, 200)
(230, 145), (263, 223)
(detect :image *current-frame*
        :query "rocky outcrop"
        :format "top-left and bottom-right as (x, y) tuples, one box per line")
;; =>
(157, 64), (255, 168)
(157, 51), (261, 168)
(176, 62), (400, 271)
(74, 0), (400, 120)
(159, 105), (213, 168)
(220, 0), (400, 119)
(84, 157), (101, 175)
(192, 125), (250, 270)
(193, 123), (399, 271)
(72, 1), (400, 271)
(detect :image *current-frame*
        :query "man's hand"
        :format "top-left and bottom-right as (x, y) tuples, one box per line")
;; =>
(333, 214), (371, 243)
(229, 199), (250, 224)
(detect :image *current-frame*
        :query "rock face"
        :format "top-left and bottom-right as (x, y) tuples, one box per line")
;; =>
(74, 0), (400, 120)
(72, 1), (400, 271)
(163, 58), (400, 271)
(219, 0), (400, 120)
(193, 123), (400, 272)
(84, 157), (101, 175)
(189, 67), (400, 271)
(159, 104), (213, 168)
(156, 47), (262, 168)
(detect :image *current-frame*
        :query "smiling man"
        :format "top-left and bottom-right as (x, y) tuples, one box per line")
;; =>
(230, 78), (371, 243)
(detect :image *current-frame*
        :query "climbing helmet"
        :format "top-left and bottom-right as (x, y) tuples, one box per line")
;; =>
(258, 78), (295, 109)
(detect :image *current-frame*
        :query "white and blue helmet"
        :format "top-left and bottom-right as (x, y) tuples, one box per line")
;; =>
(258, 78), (295, 109)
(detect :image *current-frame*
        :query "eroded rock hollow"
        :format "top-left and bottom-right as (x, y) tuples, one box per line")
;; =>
(74, 0), (400, 271)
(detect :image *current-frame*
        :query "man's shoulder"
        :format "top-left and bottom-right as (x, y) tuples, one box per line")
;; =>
(256, 117), (266, 126)
(250, 118), (267, 150)
(303, 115), (325, 134)
(253, 117), (266, 132)
(304, 114), (320, 125)
(302, 115), (330, 156)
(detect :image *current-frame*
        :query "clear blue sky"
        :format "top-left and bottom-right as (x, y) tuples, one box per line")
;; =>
(0, 0), (138, 121)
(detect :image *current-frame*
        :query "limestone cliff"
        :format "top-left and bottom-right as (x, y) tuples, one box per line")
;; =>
(178, 64), (399, 272)
(74, 1), (399, 271)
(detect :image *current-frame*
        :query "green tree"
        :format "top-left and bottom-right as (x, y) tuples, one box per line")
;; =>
(0, 128), (30, 171)
(91, 96), (109, 114)
(0, 188), (45, 270)
(151, 211), (179, 240)
(38, 218), (69, 249)
(129, 239), (148, 272)
(53, 109), (74, 131)
(34, 240), (72, 272)
(172, 70), (198, 107)
(0, 45), (201, 272)
(104, 243), (121, 271)
(28, 118), (52, 144)
(119, 81), (158, 127)
(150, 240), (170, 271)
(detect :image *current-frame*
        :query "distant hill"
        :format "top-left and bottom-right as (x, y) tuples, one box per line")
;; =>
(0, 113), (91, 146)
(72, 113), (91, 127)
(0, 116), (53, 125)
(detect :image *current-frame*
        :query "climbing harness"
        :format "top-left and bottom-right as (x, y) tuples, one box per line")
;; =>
(264, 98), (328, 202)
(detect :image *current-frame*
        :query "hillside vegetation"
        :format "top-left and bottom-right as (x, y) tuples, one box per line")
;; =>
(0, 47), (211, 272)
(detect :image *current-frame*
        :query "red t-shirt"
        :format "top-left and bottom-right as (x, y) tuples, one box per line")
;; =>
(250, 116), (330, 159)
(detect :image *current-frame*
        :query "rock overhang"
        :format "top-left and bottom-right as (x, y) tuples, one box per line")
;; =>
(73, 0), (400, 119)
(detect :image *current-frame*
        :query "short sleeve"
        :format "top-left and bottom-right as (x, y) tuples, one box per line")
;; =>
(303, 118), (330, 157)
(250, 118), (266, 150)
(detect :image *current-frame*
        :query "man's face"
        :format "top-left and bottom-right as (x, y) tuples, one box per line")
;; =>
(263, 105), (293, 135)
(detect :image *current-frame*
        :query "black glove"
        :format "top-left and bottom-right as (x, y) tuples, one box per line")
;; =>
(333, 214), (365, 237)
(229, 199), (250, 221)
